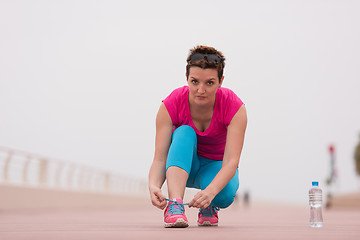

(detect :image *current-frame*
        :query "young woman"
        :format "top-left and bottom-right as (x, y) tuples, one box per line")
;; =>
(148, 45), (247, 228)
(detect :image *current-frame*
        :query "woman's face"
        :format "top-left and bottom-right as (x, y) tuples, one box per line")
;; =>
(187, 66), (223, 107)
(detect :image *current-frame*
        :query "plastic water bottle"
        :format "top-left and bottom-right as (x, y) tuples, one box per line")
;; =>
(309, 181), (323, 227)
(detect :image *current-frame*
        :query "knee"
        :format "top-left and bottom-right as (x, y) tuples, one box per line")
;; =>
(173, 125), (196, 141)
(166, 125), (197, 174)
(212, 174), (239, 208)
(212, 190), (236, 208)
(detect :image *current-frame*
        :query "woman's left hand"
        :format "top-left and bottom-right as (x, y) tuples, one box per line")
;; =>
(189, 188), (216, 209)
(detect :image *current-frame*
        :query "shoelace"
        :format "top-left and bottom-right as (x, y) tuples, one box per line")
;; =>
(165, 198), (220, 216)
(199, 206), (220, 217)
(165, 198), (189, 215)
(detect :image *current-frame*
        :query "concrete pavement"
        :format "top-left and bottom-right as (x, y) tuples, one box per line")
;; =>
(1, 200), (359, 240)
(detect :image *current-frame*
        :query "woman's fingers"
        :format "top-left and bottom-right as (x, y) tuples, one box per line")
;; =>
(191, 199), (210, 209)
(154, 190), (165, 201)
(150, 188), (167, 209)
(189, 195), (208, 209)
(155, 192), (167, 209)
(189, 190), (213, 209)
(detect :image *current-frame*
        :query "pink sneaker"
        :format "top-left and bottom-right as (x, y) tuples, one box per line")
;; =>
(164, 198), (189, 228)
(198, 206), (219, 226)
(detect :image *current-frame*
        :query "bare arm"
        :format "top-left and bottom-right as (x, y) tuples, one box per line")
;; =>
(148, 103), (173, 209)
(189, 105), (247, 208)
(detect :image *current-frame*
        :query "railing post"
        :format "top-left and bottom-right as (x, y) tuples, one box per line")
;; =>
(67, 165), (75, 190)
(22, 156), (31, 185)
(3, 152), (12, 183)
(38, 158), (48, 187)
(55, 162), (64, 189)
(84, 168), (92, 192)
(104, 172), (110, 192)
(78, 167), (87, 191)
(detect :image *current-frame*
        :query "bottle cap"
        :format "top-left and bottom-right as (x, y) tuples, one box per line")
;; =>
(312, 181), (319, 186)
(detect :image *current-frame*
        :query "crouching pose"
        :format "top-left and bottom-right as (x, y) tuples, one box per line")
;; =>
(148, 45), (247, 227)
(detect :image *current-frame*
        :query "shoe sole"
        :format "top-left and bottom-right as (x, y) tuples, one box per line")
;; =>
(164, 218), (189, 228)
(198, 221), (218, 226)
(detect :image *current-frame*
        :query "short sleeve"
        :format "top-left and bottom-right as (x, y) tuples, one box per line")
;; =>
(222, 88), (244, 126)
(162, 87), (187, 126)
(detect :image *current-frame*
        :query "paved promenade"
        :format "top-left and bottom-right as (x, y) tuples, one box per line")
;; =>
(0, 200), (359, 240)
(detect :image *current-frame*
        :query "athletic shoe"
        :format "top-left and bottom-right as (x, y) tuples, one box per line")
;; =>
(164, 198), (189, 228)
(197, 206), (219, 226)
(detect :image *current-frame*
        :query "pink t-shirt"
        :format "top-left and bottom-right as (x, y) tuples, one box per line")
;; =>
(163, 86), (244, 160)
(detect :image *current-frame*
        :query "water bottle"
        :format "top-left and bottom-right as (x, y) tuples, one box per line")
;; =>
(309, 181), (323, 227)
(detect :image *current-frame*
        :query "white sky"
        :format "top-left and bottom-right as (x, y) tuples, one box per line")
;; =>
(1, 0), (359, 204)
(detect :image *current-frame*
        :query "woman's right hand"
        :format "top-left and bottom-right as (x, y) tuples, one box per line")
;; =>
(149, 185), (167, 210)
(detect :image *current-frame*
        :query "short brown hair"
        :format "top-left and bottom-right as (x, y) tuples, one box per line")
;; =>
(186, 45), (225, 82)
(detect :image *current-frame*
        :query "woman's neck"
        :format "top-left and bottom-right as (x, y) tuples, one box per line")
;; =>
(189, 98), (215, 117)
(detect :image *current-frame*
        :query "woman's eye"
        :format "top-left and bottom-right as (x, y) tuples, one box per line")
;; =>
(192, 80), (198, 84)
(207, 81), (214, 85)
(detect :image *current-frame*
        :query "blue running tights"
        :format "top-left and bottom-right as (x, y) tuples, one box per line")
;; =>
(165, 125), (239, 208)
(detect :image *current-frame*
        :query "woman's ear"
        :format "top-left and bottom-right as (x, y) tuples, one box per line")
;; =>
(219, 76), (224, 87)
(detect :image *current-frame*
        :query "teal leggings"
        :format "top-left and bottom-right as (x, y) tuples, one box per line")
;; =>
(166, 125), (239, 208)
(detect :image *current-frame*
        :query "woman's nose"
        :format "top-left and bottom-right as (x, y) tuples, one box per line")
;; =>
(198, 85), (205, 94)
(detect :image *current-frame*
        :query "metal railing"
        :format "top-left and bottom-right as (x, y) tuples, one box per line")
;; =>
(0, 146), (147, 195)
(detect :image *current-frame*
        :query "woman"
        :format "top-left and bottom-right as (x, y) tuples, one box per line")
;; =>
(148, 45), (247, 228)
